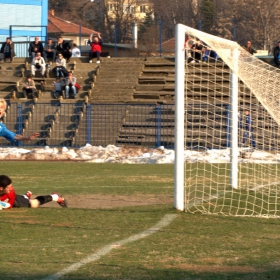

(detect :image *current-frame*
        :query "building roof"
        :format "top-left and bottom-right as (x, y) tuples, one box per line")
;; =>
(48, 10), (98, 35)
(161, 37), (175, 52)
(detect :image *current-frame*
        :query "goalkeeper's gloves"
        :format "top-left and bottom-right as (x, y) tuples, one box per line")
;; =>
(0, 201), (10, 210)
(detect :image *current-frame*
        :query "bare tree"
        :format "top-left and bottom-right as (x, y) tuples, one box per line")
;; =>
(234, 0), (280, 51)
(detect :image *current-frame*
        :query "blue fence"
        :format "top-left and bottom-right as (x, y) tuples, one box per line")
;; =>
(0, 102), (239, 149)
(0, 102), (177, 148)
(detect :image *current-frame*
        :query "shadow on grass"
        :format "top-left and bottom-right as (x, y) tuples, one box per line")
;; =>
(1, 268), (280, 280)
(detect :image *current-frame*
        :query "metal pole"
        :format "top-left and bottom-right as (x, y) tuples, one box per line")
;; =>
(156, 105), (161, 147)
(159, 20), (162, 57)
(87, 104), (91, 144)
(233, 17), (237, 41)
(230, 48), (239, 189)
(174, 24), (185, 211)
(17, 104), (22, 147)
(132, 22), (138, 49)
(198, 20), (202, 31)
(79, 25), (82, 52)
(114, 23), (117, 57)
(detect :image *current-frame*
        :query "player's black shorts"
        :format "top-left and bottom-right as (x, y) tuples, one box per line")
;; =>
(13, 194), (30, 208)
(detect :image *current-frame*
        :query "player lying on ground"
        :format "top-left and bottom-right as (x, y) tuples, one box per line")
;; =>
(0, 98), (39, 142)
(0, 175), (67, 209)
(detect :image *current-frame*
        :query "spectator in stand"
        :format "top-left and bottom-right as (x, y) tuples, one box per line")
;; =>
(56, 37), (72, 62)
(71, 43), (81, 57)
(31, 52), (46, 78)
(191, 39), (203, 62)
(242, 109), (256, 149)
(88, 33), (103, 64)
(43, 38), (56, 63)
(53, 53), (67, 78)
(0, 37), (15, 62)
(0, 175), (67, 209)
(0, 98), (39, 142)
(64, 72), (77, 99)
(183, 36), (194, 63)
(22, 75), (37, 99)
(273, 41), (280, 67)
(28, 37), (44, 59)
(244, 40), (257, 55)
(52, 77), (64, 99)
(203, 46), (217, 62)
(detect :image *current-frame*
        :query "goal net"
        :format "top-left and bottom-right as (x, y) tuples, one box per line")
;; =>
(174, 24), (280, 218)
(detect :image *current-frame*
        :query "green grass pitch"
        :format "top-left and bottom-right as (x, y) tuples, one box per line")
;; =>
(1, 162), (280, 279)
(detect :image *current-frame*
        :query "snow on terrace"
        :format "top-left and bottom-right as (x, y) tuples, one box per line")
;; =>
(0, 144), (279, 163)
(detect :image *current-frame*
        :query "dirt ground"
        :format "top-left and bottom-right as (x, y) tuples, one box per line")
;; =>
(41, 194), (173, 209)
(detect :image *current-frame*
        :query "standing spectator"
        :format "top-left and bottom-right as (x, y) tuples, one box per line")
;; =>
(0, 98), (39, 142)
(53, 53), (67, 78)
(52, 77), (64, 99)
(88, 33), (103, 63)
(28, 37), (44, 59)
(64, 72), (77, 99)
(71, 43), (81, 57)
(0, 175), (67, 209)
(0, 37), (15, 62)
(56, 37), (72, 62)
(31, 52), (46, 78)
(191, 39), (203, 62)
(273, 41), (280, 67)
(22, 75), (37, 99)
(243, 109), (256, 149)
(244, 41), (257, 55)
(43, 38), (56, 63)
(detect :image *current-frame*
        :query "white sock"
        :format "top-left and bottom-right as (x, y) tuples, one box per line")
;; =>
(51, 194), (59, 202)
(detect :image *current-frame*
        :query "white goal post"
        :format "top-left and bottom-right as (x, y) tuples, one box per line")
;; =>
(174, 23), (280, 218)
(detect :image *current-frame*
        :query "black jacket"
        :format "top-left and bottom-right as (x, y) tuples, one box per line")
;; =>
(29, 41), (44, 55)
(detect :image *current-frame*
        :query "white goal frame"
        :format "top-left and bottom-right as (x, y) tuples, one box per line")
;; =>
(174, 24), (244, 211)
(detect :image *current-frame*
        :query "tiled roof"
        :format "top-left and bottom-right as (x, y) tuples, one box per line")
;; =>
(161, 37), (175, 52)
(48, 11), (98, 35)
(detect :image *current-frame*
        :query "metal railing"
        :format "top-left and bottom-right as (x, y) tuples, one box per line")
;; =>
(0, 102), (176, 148)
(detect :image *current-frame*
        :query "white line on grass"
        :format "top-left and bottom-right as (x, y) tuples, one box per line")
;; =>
(43, 213), (177, 280)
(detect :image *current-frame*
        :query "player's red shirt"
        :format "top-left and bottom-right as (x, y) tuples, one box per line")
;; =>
(0, 185), (16, 208)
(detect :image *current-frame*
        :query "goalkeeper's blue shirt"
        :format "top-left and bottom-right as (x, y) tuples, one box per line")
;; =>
(0, 122), (16, 142)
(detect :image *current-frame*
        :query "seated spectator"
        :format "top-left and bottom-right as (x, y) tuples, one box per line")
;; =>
(88, 33), (103, 64)
(244, 40), (257, 55)
(52, 77), (64, 99)
(22, 75), (37, 99)
(191, 39), (203, 62)
(71, 43), (81, 57)
(28, 37), (44, 59)
(53, 53), (67, 77)
(56, 37), (72, 63)
(43, 38), (56, 63)
(64, 72), (77, 99)
(274, 41), (280, 67)
(31, 52), (46, 78)
(0, 37), (15, 62)
(203, 46), (217, 62)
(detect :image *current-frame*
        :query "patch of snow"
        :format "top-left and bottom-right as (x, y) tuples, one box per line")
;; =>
(0, 145), (278, 164)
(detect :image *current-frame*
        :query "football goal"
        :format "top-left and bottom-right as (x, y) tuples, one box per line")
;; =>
(174, 24), (280, 218)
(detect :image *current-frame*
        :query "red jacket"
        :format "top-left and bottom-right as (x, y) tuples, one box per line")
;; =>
(0, 186), (16, 208)
(90, 40), (103, 53)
